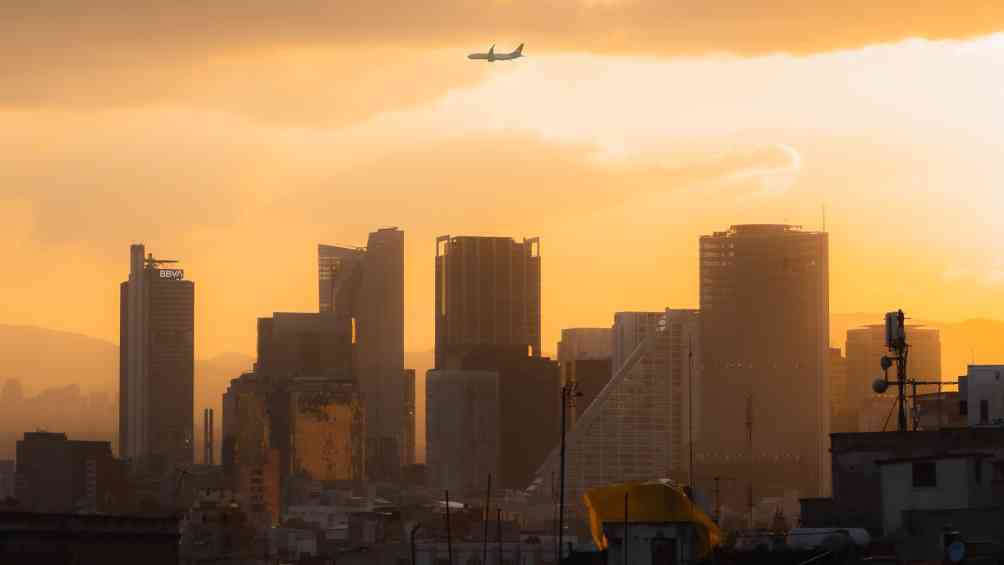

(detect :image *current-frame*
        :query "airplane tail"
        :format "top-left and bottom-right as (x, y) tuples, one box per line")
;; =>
(515, 43), (524, 55)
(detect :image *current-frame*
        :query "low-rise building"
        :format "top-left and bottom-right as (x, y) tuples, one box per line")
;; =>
(286, 504), (348, 542)
(179, 488), (256, 563)
(14, 431), (127, 514)
(0, 511), (179, 564)
(269, 527), (318, 561)
(878, 453), (995, 534)
(962, 365), (1004, 426)
(0, 460), (14, 500)
(802, 428), (1004, 536)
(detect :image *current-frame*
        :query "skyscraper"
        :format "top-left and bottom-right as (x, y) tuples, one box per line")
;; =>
(431, 235), (554, 490)
(699, 224), (830, 499)
(256, 312), (353, 377)
(318, 227), (407, 479)
(531, 309), (700, 517)
(434, 235), (541, 369)
(119, 244), (194, 470)
(425, 369), (500, 495)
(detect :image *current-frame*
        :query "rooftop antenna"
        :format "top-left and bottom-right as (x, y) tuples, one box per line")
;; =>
(873, 310), (960, 432)
(144, 253), (179, 268)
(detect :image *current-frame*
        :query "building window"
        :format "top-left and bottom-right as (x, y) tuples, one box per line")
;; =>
(960, 400), (968, 416)
(981, 399), (989, 425)
(975, 461), (983, 485)
(912, 461), (937, 488)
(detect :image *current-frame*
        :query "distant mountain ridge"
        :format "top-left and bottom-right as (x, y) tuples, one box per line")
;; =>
(0, 324), (119, 395)
(0, 323), (255, 396)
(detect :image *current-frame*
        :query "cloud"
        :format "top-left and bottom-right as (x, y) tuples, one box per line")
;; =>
(0, 110), (796, 357)
(2, 2), (1002, 115)
(990, 261), (1004, 285)
(5, 2), (1002, 58)
(720, 144), (802, 197)
(942, 259), (1004, 286)
(0, 46), (489, 127)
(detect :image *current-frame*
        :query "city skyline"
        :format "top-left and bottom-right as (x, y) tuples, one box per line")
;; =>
(5, 215), (1002, 360)
(3, 4), (1004, 560)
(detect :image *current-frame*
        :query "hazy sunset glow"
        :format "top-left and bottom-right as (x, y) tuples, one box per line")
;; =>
(4, 31), (1002, 361)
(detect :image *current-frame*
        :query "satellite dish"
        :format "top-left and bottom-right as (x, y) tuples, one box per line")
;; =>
(873, 378), (889, 394)
(947, 541), (966, 563)
(880, 356), (894, 371)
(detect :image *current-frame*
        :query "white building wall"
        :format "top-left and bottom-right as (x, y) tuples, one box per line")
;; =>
(879, 456), (992, 535)
(965, 365), (1004, 427)
(531, 309), (700, 517)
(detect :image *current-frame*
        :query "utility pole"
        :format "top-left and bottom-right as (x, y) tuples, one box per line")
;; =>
(410, 523), (422, 565)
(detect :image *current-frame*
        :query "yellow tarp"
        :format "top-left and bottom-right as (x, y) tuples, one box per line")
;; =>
(583, 479), (722, 558)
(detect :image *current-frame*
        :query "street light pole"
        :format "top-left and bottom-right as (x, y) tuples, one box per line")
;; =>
(558, 382), (581, 565)
(410, 523), (422, 565)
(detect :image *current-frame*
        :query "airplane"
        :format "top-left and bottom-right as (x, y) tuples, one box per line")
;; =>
(468, 43), (524, 62)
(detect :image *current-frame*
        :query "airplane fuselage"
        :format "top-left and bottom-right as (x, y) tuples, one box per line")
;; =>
(467, 53), (522, 62)
(468, 44), (524, 62)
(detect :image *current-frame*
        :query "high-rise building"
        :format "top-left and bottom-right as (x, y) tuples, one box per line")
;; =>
(256, 312), (353, 377)
(318, 244), (365, 316)
(456, 351), (560, 490)
(435, 235), (541, 369)
(557, 328), (614, 428)
(222, 371), (365, 525)
(530, 309), (700, 518)
(557, 328), (613, 364)
(829, 347), (851, 431)
(221, 372), (282, 527)
(318, 228), (409, 479)
(845, 325), (942, 432)
(223, 312), (365, 521)
(699, 224), (830, 499)
(425, 369), (500, 495)
(432, 235), (554, 490)
(402, 369), (416, 466)
(120, 244), (194, 470)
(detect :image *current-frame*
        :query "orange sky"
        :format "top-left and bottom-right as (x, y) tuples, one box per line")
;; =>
(1, 4), (1002, 360)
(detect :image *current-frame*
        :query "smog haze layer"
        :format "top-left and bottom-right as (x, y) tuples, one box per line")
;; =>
(2, 2), (1002, 361)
